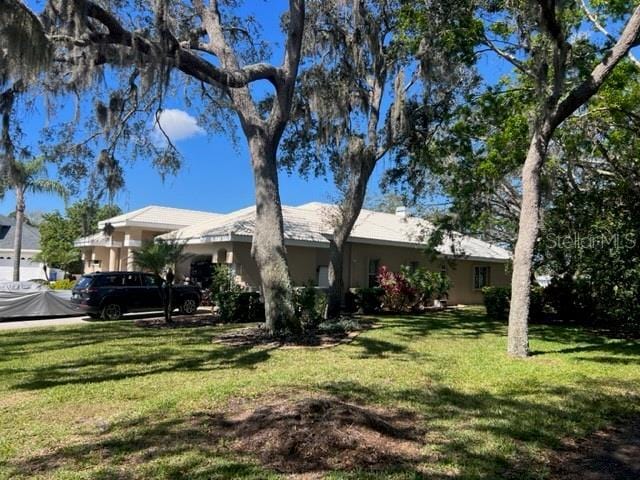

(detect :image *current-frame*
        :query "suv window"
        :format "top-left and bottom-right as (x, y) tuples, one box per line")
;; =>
(142, 274), (161, 287)
(76, 276), (93, 289)
(95, 274), (124, 287)
(123, 273), (141, 287)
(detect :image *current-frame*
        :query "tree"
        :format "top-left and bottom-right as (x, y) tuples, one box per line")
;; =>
(133, 238), (185, 323)
(133, 239), (185, 277)
(32, 0), (305, 334)
(281, 0), (476, 318)
(392, 1), (640, 357)
(490, 3), (640, 357)
(2, 157), (67, 281)
(536, 60), (640, 331)
(0, 0), (51, 177)
(37, 200), (121, 273)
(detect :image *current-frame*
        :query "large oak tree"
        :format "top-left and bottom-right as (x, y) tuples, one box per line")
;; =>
(35, 0), (306, 333)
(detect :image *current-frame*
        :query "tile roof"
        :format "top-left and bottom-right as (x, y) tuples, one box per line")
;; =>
(162, 202), (511, 261)
(98, 205), (220, 229)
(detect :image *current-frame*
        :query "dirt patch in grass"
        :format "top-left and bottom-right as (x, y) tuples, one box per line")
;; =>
(548, 418), (640, 480)
(213, 320), (376, 349)
(206, 395), (424, 475)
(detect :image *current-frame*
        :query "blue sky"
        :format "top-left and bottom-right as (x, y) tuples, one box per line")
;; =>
(1, 1), (517, 217)
(3, 0), (332, 216)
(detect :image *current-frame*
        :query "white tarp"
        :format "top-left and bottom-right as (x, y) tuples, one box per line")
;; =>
(0, 281), (81, 318)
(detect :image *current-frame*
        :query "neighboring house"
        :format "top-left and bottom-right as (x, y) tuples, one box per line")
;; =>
(75, 202), (511, 305)
(0, 215), (48, 281)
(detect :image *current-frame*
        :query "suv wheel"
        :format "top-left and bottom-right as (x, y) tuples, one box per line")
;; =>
(101, 303), (122, 320)
(180, 298), (198, 315)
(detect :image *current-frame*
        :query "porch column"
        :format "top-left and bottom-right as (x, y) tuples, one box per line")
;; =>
(124, 230), (143, 271)
(108, 247), (119, 271)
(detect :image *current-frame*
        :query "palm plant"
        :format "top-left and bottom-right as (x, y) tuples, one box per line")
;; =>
(132, 239), (185, 276)
(132, 238), (186, 322)
(4, 156), (67, 281)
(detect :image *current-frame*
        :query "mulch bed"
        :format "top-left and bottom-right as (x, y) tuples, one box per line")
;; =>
(202, 394), (424, 475)
(134, 313), (220, 329)
(213, 320), (376, 349)
(548, 418), (640, 480)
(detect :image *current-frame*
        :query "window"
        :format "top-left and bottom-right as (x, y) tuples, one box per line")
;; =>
(368, 259), (380, 287)
(474, 266), (491, 290)
(317, 265), (329, 288)
(96, 275), (122, 287)
(123, 273), (141, 287)
(76, 276), (93, 289)
(409, 261), (420, 273)
(143, 274), (161, 287)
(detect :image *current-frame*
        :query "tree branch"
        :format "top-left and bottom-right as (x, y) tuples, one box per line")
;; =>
(552, 5), (640, 128)
(73, 0), (279, 89)
(580, 0), (640, 69)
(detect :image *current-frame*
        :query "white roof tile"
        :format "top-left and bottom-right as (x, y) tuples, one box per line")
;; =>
(98, 205), (220, 229)
(162, 202), (511, 262)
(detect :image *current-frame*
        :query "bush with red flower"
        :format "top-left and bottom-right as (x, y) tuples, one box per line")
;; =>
(376, 265), (417, 312)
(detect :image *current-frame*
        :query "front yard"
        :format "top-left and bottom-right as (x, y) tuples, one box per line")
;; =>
(0, 308), (639, 479)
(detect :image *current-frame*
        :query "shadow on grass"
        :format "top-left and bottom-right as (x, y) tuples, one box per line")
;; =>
(8, 397), (424, 479)
(1, 322), (276, 390)
(7, 377), (640, 479)
(317, 378), (640, 479)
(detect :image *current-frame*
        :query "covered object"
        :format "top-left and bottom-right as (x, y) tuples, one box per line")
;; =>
(0, 282), (80, 318)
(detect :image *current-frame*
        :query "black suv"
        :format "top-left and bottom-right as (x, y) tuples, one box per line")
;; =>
(70, 272), (201, 320)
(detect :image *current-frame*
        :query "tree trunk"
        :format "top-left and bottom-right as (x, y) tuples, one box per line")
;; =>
(507, 124), (551, 357)
(249, 134), (296, 334)
(12, 187), (25, 282)
(326, 154), (375, 319)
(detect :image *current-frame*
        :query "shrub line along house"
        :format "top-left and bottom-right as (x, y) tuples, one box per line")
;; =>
(74, 202), (511, 305)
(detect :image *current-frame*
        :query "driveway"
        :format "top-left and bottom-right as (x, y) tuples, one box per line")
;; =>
(0, 309), (211, 331)
(0, 315), (90, 330)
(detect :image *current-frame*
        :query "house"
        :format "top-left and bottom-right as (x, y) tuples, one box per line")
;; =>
(75, 202), (511, 305)
(0, 215), (48, 281)
(74, 205), (220, 273)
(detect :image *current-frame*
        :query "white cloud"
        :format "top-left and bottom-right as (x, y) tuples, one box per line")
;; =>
(154, 109), (205, 142)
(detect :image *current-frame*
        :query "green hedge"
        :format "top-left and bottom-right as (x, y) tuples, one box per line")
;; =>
(482, 286), (545, 320)
(215, 291), (264, 323)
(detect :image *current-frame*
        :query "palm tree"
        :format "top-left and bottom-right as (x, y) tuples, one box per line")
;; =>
(132, 238), (186, 322)
(5, 157), (67, 281)
(132, 239), (185, 276)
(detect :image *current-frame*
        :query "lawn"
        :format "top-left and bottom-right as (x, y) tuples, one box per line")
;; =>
(0, 308), (639, 479)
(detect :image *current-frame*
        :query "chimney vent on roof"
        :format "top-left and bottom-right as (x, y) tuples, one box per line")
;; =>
(395, 206), (407, 218)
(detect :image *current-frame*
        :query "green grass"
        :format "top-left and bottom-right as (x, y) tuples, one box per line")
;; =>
(1, 308), (639, 479)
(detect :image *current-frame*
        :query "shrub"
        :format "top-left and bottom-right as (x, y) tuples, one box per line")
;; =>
(293, 284), (327, 330)
(354, 287), (384, 314)
(343, 290), (358, 314)
(215, 289), (264, 323)
(482, 286), (547, 321)
(317, 317), (362, 334)
(49, 279), (76, 290)
(210, 264), (234, 294)
(401, 266), (451, 308)
(377, 266), (417, 313)
(482, 286), (511, 320)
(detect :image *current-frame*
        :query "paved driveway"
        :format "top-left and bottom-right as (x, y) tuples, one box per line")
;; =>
(0, 315), (90, 330)
(0, 309), (210, 331)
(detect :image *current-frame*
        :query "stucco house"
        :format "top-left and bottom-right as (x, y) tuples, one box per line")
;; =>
(75, 202), (510, 305)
